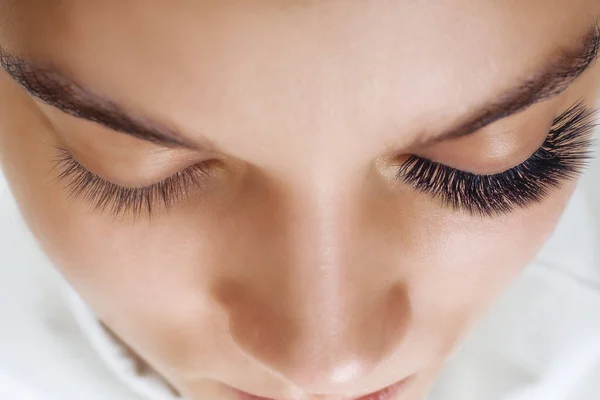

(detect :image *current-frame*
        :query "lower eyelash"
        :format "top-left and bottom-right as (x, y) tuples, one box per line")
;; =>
(51, 148), (214, 219)
(397, 101), (598, 217)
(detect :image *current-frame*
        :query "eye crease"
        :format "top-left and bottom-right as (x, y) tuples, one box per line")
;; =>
(397, 102), (598, 217)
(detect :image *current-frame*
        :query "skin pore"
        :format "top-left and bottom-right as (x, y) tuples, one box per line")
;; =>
(1, 1), (600, 400)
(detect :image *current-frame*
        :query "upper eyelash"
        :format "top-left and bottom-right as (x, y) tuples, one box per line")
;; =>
(53, 103), (596, 220)
(51, 148), (214, 219)
(397, 101), (598, 217)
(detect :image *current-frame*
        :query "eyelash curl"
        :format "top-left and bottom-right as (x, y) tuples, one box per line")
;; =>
(51, 149), (215, 219)
(397, 102), (598, 217)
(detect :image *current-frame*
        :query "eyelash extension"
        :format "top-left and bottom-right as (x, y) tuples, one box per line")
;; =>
(397, 101), (598, 217)
(51, 148), (214, 219)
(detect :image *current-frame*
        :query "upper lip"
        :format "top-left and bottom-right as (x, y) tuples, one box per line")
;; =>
(228, 375), (412, 400)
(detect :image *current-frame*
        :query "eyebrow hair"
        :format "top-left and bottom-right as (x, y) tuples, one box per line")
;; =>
(422, 24), (600, 145)
(0, 50), (199, 149)
(1, 25), (600, 151)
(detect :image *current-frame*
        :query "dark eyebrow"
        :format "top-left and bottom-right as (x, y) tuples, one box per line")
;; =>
(2, 26), (599, 151)
(0, 50), (199, 150)
(423, 24), (600, 145)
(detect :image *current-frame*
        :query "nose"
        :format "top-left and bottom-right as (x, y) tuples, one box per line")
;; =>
(212, 178), (411, 394)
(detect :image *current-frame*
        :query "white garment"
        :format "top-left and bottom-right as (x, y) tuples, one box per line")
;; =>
(1, 172), (600, 400)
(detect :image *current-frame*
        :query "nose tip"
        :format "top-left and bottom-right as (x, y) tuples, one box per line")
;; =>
(214, 280), (410, 393)
(276, 353), (378, 392)
(292, 359), (373, 391)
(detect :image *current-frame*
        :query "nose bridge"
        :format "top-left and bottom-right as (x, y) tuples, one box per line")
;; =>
(214, 175), (411, 393)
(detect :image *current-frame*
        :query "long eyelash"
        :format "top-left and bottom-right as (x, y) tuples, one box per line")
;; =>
(397, 101), (598, 217)
(51, 148), (213, 219)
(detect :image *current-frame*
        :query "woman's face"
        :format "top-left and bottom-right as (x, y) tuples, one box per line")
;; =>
(1, 1), (600, 399)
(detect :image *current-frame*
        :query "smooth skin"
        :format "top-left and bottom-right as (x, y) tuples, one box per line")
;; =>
(1, 1), (600, 400)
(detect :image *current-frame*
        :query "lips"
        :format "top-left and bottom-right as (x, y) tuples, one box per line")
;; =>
(228, 375), (413, 400)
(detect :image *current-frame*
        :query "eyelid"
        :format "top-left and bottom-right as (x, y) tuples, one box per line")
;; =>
(44, 111), (212, 188)
(416, 125), (551, 176)
(397, 102), (597, 216)
(51, 146), (217, 217)
(413, 102), (562, 175)
(424, 103), (595, 177)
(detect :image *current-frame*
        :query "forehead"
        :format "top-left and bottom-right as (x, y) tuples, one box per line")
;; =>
(0, 0), (599, 160)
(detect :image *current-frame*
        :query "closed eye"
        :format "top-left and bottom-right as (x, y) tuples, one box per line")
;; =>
(50, 147), (218, 219)
(396, 102), (598, 217)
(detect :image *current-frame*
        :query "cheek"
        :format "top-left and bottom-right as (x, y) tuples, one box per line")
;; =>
(5, 160), (229, 374)
(405, 182), (576, 350)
